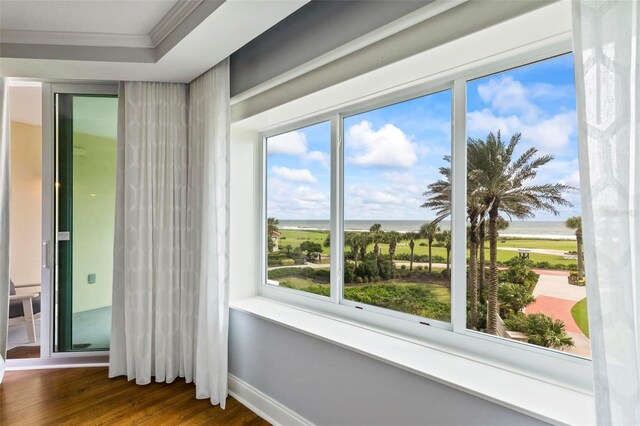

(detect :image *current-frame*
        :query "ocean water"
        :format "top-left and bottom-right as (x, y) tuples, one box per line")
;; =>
(279, 220), (576, 240)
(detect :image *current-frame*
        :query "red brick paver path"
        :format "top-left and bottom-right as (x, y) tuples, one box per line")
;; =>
(525, 295), (581, 333)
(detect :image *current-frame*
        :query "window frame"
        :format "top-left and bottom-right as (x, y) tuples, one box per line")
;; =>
(258, 42), (593, 390)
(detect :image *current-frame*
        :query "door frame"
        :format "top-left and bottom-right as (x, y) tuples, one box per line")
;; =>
(41, 82), (118, 359)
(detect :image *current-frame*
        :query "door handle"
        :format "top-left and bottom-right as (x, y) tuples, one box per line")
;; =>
(42, 240), (50, 268)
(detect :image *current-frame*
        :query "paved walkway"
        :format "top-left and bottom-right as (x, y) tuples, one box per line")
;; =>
(526, 271), (591, 357)
(498, 247), (569, 256)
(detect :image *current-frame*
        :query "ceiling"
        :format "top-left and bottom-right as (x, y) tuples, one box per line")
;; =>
(1, 1), (178, 35)
(0, 0), (309, 82)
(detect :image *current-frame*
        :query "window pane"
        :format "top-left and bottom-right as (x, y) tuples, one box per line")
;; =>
(343, 90), (452, 323)
(465, 54), (590, 358)
(265, 122), (331, 297)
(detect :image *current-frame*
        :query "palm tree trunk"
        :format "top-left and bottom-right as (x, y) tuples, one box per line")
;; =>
(409, 240), (415, 271)
(446, 247), (450, 271)
(487, 205), (499, 335)
(478, 220), (486, 300)
(353, 247), (358, 269)
(469, 215), (479, 330)
(428, 240), (433, 272)
(576, 230), (584, 280)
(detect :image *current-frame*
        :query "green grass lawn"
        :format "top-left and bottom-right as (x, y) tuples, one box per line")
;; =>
(278, 229), (577, 267)
(494, 238), (576, 252)
(271, 274), (450, 304)
(571, 298), (590, 338)
(279, 229), (331, 254)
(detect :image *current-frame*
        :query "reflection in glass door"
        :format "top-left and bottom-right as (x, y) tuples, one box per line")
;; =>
(54, 93), (117, 352)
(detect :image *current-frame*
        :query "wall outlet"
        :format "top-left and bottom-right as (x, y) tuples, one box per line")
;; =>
(88, 273), (96, 284)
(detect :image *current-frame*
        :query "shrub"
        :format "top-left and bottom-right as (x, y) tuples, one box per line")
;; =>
(440, 269), (451, 279)
(344, 263), (355, 284)
(400, 265), (406, 270)
(416, 266), (423, 271)
(504, 313), (574, 350)
(356, 276), (363, 284)
(343, 284), (450, 321)
(419, 242), (427, 246)
(280, 258), (295, 266)
(498, 282), (535, 317)
(503, 257), (538, 291)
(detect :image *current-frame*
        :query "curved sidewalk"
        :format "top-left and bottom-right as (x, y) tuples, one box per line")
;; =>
(526, 271), (591, 357)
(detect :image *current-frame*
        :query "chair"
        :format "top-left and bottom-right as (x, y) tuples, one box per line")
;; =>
(8, 280), (41, 344)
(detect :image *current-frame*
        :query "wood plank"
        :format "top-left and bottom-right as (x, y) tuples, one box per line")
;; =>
(0, 367), (270, 426)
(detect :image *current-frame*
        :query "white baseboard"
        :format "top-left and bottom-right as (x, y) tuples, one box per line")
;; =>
(228, 374), (312, 426)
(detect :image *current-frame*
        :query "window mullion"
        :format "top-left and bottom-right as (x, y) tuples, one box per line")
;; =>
(330, 114), (343, 304)
(451, 79), (468, 333)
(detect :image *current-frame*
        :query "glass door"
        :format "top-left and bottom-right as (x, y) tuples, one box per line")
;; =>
(53, 89), (118, 352)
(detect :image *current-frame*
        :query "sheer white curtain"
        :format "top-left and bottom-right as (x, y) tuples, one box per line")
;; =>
(109, 59), (230, 407)
(572, 1), (639, 425)
(190, 59), (230, 405)
(0, 77), (9, 381)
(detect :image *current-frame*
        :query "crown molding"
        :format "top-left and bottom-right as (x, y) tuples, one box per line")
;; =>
(149, 0), (204, 47)
(0, 0), (204, 50)
(0, 30), (154, 48)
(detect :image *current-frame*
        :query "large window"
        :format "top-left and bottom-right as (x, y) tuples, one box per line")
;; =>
(342, 91), (452, 323)
(265, 121), (332, 297)
(461, 54), (589, 357)
(262, 52), (590, 360)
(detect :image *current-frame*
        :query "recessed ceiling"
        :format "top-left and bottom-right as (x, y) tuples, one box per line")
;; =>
(0, 1), (179, 35)
(0, 0), (310, 82)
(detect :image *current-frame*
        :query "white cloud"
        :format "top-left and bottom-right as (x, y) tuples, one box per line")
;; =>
(267, 178), (329, 219)
(346, 120), (418, 168)
(272, 166), (317, 183)
(467, 109), (576, 155)
(303, 150), (329, 168)
(478, 75), (540, 119)
(521, 112), (576, 153)
(267, 131), (307, 156)
(560, 170), (581, 187)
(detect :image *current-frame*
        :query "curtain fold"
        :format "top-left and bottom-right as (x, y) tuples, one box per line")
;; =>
(190, 58), (230, 406)
(109, 59), (230, 406)
(572, 1), (639, 424)
(0, 77), (10, 380)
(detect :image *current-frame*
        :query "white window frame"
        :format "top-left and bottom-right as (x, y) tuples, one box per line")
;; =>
(258, 42), (593, 390)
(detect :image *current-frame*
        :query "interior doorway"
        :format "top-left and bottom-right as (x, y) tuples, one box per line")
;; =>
(4, 82), (118, 362)
(6, 83), (43, 359)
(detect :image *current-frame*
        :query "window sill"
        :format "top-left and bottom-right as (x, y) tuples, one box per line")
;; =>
(230, 296), (595, 426)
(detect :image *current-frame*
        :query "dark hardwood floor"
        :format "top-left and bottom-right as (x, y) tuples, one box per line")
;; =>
(6, 345), (40, 359)
(0, 367), (270, 425)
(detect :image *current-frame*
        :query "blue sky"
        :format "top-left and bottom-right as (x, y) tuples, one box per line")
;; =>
(267, 53), (580, 222)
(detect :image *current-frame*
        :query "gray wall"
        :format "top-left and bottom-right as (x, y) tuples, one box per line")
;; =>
(229, 309), (546, 426)
(230, 0), (431, 96)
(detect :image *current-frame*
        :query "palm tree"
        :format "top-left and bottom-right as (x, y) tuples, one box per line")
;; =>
(359, 233), (371, 264)
(345, 232), (360, 268)
(565, 216), (584, 279)
(436, 230), (452, 270)
(405, 231), (418, 271)
(478, 216), (509, 298)
(420, 222), (440, 272)
(422, 155), (484, 328)
(267, 217), (280, 253)
(369, 223), (383, 263)
(469, 132), (573, 335)
(385, 231), (401, 265)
